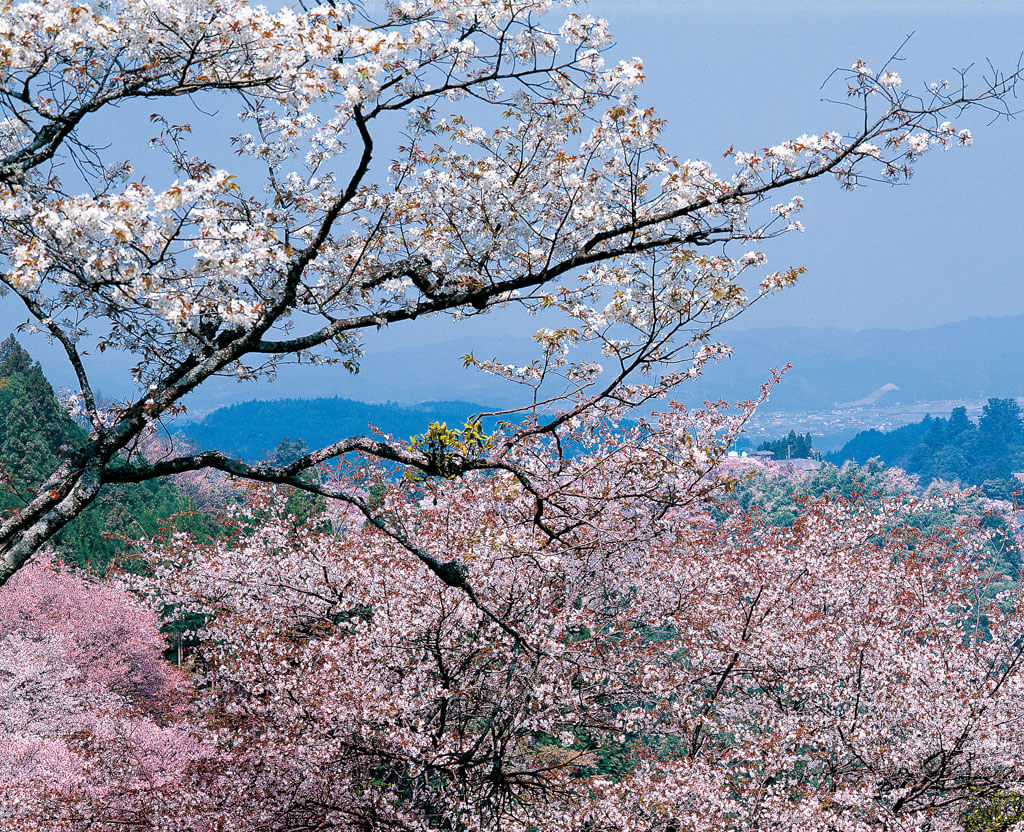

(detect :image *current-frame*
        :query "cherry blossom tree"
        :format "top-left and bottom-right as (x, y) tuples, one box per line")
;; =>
(0, 0), (1020, 588)
(4, 402), (1024, 830)
(113, 420), (1024, 832)
(0, 558), (202, 830)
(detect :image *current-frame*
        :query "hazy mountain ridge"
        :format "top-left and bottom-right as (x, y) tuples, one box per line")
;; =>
(178, 314), (1024, 457)
(686, 314), (1024, 410)
(297, 314), (1024, 412)
(18, 313), (1022, 417)
(233, 313), (1024, 413)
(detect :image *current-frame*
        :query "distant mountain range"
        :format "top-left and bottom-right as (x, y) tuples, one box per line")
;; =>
(685, 314), (1024, 411)
(175, 313), (1024, 416)
(174, 314), (1024, 457)
(11, 310), (1024, 417)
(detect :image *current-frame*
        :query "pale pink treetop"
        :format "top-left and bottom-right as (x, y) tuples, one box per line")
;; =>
(0, 558), (203, 830)
(122, 404), (1024, 832)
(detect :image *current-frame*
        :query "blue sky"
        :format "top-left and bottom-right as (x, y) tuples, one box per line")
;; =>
(593, 0), (1024, 331)
(358, 0), (1024, 354)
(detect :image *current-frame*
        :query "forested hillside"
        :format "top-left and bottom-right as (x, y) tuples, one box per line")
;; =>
(0, 337), (212, 570)
(830, 397), (1024, 493)
(183, 397), (495, 461)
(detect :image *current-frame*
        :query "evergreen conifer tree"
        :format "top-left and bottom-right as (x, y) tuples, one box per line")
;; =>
(0, 336), (216, 570)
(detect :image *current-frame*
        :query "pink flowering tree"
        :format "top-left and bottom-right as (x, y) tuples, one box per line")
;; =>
(135, 426), (238, 513)
(120, 411), (1024, 832)
(0, 0), (1019, 587)
(0, 558), (202, 829)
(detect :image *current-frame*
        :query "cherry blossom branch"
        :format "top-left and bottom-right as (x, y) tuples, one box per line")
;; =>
(8, 284), (103, 435)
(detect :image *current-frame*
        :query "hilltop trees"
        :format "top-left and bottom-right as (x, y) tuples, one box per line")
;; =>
(756, 429), (817, 460)
(0, 0), (1019, 587)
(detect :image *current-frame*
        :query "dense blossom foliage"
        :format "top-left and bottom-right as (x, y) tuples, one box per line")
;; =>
(0, 559), (199, 831)
(3, 2), (1024, 826)
(109, 414), (1024, 831)
(0, 0), (1017, 584)
(3, 401), (1024, 829)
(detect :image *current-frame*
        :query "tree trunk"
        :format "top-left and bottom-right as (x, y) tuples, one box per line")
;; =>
(0, 460), (103, 586)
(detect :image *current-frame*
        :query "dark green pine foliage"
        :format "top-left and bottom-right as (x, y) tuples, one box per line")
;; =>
(0, 336), (215, 572)
(0, 337), (68, 515)
(756, 430), (817, 460)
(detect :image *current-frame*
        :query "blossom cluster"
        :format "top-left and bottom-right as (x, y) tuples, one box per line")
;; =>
(0, 0), (985, 401)
(0, 559), (201, 830)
